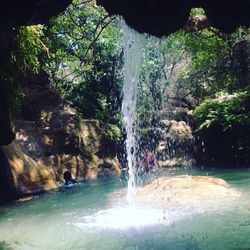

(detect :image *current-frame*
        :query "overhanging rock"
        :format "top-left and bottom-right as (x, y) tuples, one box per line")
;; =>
(97, 0), (250, 37)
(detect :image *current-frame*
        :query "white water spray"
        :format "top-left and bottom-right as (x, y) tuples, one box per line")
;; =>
(122, 22), (144, 204)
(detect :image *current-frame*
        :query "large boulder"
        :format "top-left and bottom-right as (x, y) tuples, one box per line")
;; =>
(110, 175), (240, 210)
(1, 140), (58, 200)
(135, 175), (239, 209)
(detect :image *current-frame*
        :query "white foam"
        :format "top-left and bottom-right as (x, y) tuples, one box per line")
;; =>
(73, 205), (201, 230)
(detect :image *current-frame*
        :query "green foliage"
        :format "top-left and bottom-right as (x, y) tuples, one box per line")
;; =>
(144, 26), (249, 114)
(194, 88), (250, 131)
(45, 0), (123, 121)
(137, 39), (161, 126)
(136, 27), (236, 129)
(137, 110), (152, 128)
(137, 26), (235, 121)
(136, 31), (189, 124)
(14, 25), (46, 74)
(101, 124), (121, 143)
(138, 37), (165, 112)
(44, 1), (123, 145)
(6, 25), (46, 116)
(6, 75), (24, 117)
(183, 29), (235, 98)
(95, 97), (121, 142)
(95, 97), (120, 124)
(190, 8), (205, 16)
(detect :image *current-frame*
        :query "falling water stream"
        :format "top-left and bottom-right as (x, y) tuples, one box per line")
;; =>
(121, 22), (144, 204)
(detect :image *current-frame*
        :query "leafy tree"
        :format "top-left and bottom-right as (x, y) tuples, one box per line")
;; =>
(45, 0), (123, 122)
(44, 0), (124, 142)
(4, 25), (46, 116)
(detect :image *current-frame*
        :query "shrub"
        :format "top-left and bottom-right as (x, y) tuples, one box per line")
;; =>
(194, 88), (250, 131)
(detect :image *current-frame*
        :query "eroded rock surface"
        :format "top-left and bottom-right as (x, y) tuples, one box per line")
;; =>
(139, 118), (195, 169)
(110, 175), (240, 210)
(1, 140), (58, 197)
(136, 175), (239, 208)
(14, 78), (121, 183)
(0, 76), (121, 203)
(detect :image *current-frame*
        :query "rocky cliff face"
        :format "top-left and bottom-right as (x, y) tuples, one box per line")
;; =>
(0, 76), (121, 203)
(1, 141), (58, 197)
(155, 120), (195, 168)
(139, 112), (195, 169)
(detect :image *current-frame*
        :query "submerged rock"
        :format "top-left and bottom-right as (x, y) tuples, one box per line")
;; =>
(136, 175), (239, 208)
(110, 175), (240, 210)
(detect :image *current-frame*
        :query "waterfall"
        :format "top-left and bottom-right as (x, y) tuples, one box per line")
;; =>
(121, 22), (144, 204)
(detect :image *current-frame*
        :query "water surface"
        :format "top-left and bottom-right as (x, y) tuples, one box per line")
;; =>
(0, 168), (250, 250)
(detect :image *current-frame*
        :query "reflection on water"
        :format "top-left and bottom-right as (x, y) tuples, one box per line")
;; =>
(0, 168), (250, 250)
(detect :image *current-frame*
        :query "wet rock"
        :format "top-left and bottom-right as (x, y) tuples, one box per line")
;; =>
(110, 175), (240, 210)
(0, 75), (121, 203)
(139, 119), (195, 168)
(159, 120), (194, 142)
(14, 79), (121, 185)
(14, 86), (120, 182)
(97, 161), (121, 176)
(135, 176), (239, 208)
(157, 158), (195, 169)
(1, 140), (58, 197)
